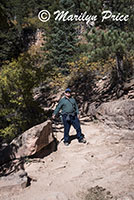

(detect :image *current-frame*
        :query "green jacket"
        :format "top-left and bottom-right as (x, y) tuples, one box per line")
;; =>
(53, 96), (79, 116)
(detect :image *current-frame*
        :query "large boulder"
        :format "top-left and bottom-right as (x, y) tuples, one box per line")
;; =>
(95, 100), (134, 130)
(0, 120), (55, 165)
(11, 120), (54, 158)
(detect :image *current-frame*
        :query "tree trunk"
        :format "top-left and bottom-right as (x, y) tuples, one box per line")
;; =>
(116, 53), (124, 83)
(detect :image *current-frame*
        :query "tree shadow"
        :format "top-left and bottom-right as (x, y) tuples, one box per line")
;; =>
(0, 143), (23, 177)
(0, 143), (19, 166)
(0, 158), (25, 177)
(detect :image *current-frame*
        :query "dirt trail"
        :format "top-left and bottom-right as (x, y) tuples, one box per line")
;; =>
(1, 119), (134, 200)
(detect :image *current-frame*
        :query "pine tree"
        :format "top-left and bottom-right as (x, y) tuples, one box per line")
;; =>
(0, 0), (40, 64)
(82, 0), (134, 82)
(43, 0), (79, 75)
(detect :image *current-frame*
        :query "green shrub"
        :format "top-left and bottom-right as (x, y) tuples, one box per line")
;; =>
(0, 53), (45, 143)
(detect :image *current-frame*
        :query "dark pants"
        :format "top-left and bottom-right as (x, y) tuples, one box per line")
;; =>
(62, 114), (83, 143)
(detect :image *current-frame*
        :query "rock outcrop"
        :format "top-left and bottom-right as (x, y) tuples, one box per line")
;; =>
(0, 170), (29, 196)
(94, 100), (134, 130)
(0, 120), (55, 166)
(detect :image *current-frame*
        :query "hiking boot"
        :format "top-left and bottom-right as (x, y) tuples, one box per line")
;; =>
(64, 141), (69, 146)
(79, 138), (86, 143)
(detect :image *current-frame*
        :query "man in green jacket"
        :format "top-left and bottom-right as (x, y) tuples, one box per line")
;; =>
(52, 88), (86, 146)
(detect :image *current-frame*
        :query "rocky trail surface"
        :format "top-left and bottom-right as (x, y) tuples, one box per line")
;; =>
(0, 118), (134, 200)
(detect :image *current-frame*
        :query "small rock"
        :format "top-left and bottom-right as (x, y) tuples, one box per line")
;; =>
(17, 169), (27, 178)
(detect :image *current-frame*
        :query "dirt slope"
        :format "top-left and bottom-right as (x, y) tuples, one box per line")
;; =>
(1, 119), (134, 200)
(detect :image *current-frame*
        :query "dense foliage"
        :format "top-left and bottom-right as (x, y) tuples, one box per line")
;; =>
(84, 0), (134, 82)
(0, 0), (50, 142)
(0, 53), (45, 142)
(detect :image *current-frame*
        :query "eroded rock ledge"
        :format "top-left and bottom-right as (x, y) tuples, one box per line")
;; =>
(94, 100), (134, 130)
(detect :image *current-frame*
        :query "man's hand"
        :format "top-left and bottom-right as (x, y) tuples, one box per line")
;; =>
(77, 114), (80, 119)
(52, 114), (56, 119)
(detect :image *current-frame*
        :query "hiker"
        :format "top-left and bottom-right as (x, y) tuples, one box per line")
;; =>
(52, 88), (86, 146)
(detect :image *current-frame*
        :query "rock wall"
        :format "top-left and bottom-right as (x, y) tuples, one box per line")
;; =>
(95, 100), (134, 130)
